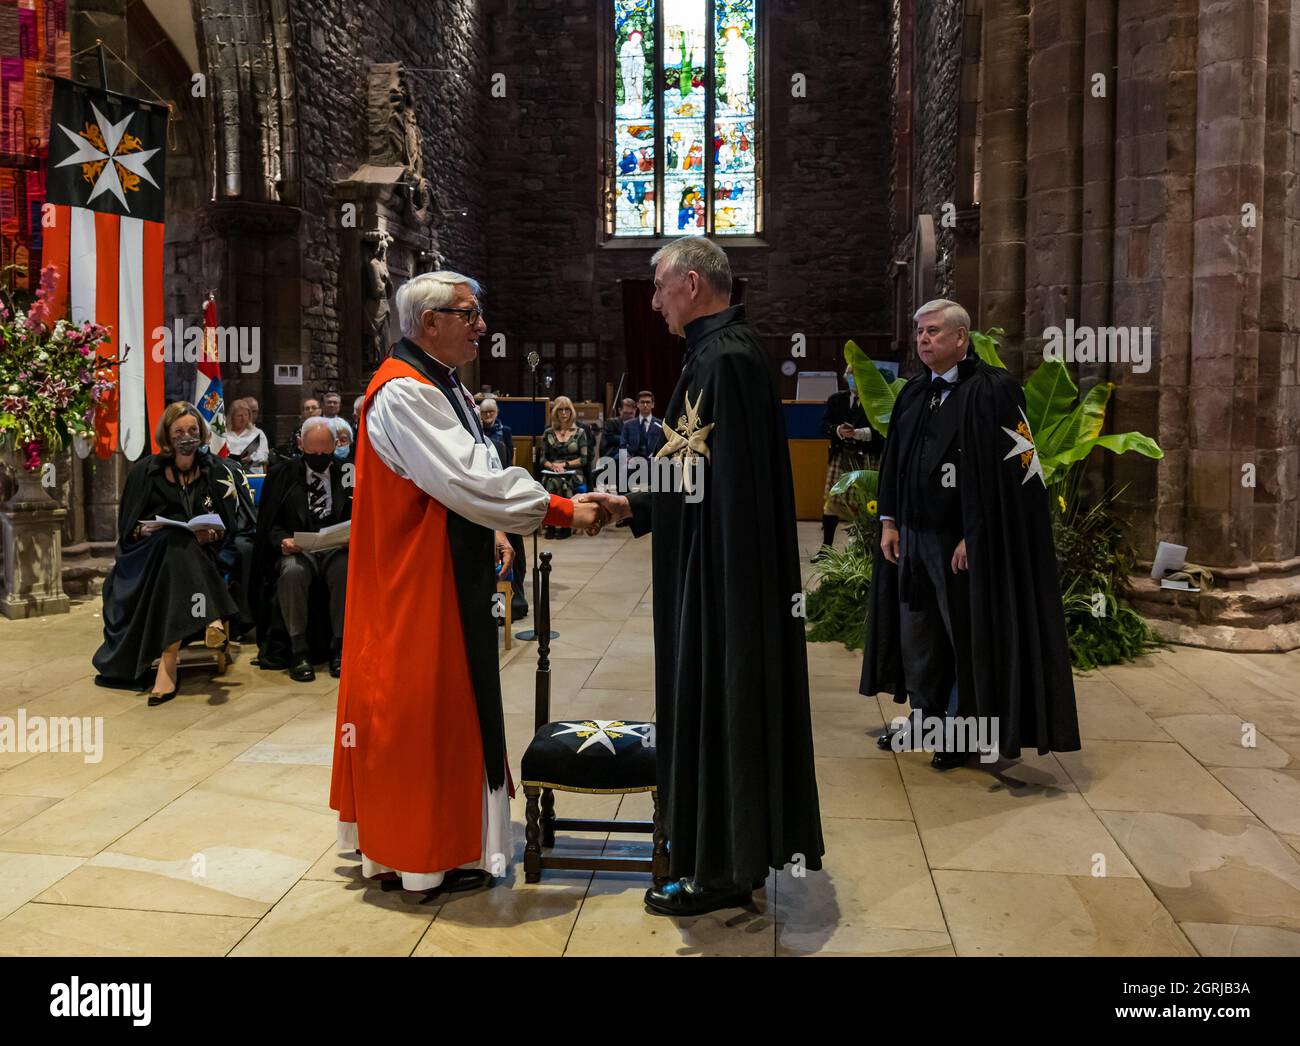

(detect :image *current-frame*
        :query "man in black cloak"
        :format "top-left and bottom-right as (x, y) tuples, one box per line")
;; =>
(581, 238), (823, 917)
(861, 298), (1079, 768)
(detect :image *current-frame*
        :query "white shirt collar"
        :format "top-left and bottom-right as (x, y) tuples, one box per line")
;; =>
(930, 363), (959, 383)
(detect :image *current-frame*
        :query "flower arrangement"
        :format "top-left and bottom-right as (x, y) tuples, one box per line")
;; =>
(0, 265), (116, 471)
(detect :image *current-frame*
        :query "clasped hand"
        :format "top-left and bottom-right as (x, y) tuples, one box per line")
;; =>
(572, 491), (630, 535)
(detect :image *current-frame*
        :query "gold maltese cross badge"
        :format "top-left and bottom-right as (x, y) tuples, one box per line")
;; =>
(655, 388), (714, 496)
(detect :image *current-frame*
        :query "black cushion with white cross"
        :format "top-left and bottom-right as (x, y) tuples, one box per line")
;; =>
(521, 719), (657, 793)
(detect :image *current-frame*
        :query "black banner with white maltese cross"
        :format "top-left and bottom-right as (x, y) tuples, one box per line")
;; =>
(46, 78), (166, 222)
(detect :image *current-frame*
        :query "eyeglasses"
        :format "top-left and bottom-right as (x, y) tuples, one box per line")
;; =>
(431, 307), (486, 326)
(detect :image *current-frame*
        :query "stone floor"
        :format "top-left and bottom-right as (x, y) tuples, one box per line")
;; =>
(1, 523), (1299, 956)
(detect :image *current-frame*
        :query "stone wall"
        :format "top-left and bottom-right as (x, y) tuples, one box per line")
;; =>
(479, 0), (895, 400)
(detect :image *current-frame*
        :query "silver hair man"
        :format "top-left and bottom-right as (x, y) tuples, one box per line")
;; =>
(395, 271), (483, 339)
(913, 298), (971, 333)
(300, 415), (334, 439)
(650, 237), (733, 297)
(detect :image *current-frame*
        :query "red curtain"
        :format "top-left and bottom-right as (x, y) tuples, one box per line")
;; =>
(620, 278), (747, 408)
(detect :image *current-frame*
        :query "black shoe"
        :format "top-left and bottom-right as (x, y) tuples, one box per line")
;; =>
(931, 750), (971, 771)
(147, 686), (178, 707)
(511, 600), (529, 620)
(644, 878), (752, 917)
(419, 868), (492, 904)
(544, 526), (556, 540)
(290, 656), (315, 682)
(330, 652), (342, 678)
(554, 528), (571, 540)
(812, 547), (830, 563)
(877, 726), (903, 751)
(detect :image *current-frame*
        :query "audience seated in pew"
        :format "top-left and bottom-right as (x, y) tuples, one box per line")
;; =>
(92, 402), (255, 707)
(253, 416), (354, 682)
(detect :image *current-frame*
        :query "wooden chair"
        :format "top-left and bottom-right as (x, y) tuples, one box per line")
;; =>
(521, 551), (669, 885)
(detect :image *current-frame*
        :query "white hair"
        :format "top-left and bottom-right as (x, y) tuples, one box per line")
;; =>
(396, 270), (482, 338)
(300, 416), (334, 439)
(352, 395), (365, 412)
(328, 416), (353, 440)
(913, 298), (971, 332)
(650, 238), (733, 296)
(479, 397), (498, 412)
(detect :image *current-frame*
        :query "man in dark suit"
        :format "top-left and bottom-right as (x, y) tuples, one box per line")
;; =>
(818, 368), (882, 553)
(255, 416), (354, 681)
(602, 396), (637, 459)
(621, 390), (664, 459)
(863, 298), (1079, 770)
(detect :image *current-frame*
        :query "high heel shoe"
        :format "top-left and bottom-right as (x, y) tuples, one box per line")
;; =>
(147, 686), (179, 707)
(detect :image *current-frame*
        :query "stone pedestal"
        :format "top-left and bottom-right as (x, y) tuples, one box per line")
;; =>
(1, 463), (71, 619)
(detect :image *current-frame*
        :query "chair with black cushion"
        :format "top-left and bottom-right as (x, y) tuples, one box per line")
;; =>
(521, 551), (669, 885)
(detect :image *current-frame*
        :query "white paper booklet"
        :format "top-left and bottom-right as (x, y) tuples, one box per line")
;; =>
(150, 513), (225, 533)
(292, 519), (351, 552)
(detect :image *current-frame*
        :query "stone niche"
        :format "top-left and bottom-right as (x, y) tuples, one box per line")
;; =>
(335, 62), (438, 403)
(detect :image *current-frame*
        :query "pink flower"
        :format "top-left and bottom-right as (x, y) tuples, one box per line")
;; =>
(21, 439), (41, 471)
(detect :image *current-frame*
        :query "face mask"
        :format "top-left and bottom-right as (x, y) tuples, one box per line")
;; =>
(845, 374), (856, 392)
(173, 436), (201, 455)
(333, 445), (350, 460)
(304, 451), (333, 472)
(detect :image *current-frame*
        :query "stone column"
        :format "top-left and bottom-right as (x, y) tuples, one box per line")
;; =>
(978, 0), (1030, 376)
(1025, 0), (1087, 364)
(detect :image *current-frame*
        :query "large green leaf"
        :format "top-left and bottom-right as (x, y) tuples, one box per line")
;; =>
(829, 468), (879, 500)
(1024, 359), (1078, 443)
(1041, 432), (1165, 477)
(844, 339), (898, 438)
(1039, 381), (1112, 462)
(969, 328), (1006, 369)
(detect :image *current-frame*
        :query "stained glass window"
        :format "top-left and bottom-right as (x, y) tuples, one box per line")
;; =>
(613, 0), (758, 238)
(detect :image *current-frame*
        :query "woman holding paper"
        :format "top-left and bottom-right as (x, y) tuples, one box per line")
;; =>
(92, 402), (244, 705)
(539, 396), (590, 539)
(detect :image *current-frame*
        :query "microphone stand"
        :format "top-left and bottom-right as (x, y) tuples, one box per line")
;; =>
(516, 361), (558, 643)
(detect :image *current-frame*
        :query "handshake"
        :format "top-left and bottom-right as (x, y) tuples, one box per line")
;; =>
(570, 491), (632, 536)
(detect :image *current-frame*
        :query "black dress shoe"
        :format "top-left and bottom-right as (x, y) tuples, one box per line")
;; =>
(147, 687), (178, 707)
(511, 601), (529, 620)
(877, 726), (903, 751)
(290, 656), (315, 682)
(644, 878), (752, 917)
(329, 652), (342, 678)
(931, 750), (971, 771)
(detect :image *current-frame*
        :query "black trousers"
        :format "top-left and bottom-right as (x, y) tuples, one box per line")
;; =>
(897, 527), (968, 722)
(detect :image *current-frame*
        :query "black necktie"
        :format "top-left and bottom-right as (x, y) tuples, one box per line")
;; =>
(308, 469), (329, 522)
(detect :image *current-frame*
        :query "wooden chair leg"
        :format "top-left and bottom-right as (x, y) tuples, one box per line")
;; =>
(524, 785), (543, 883)
(651, 788), (670, 886)
(540, 787), (556, 849)
(501, 582), (512, 650)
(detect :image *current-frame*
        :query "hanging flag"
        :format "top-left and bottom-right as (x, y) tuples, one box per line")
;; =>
(195, 294), (227, 456)
(44, 77), (167, 460)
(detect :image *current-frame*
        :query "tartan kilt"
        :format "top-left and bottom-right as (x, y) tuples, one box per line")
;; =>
(823, 448), (864, 520)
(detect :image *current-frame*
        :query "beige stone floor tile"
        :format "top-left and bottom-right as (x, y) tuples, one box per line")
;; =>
(185, 689), (319, 736)
(1073, 674), (1170, 741)
(1099, 811), (1300, 932)
(0, 852), (84, 919)
(196, 760), (334, 814)
(1056, 740), (1252, 815)
(934, 869), (1195, 956)
(1155, 713), (1292, 768)
(543, 618), (624, 661)
(256, 709), (337, 747)
(585, 654), (655, 690)
(566, 873), (774, 956)
(0, 903), (255, 956)
(0, 742), (150, 799)
(776, 926), (954, 957)
(0, 794), (59, 835)
(815, 757), (911, 820)
(810, 699), (888, 758)
(546, 689), (656, 723)
(1098, 657), (1228, 718)
(414, 862), (591, 957)
(1210, 768), (1300, 836)
(1265, 732), (1300, 765)
(0, 775), (192, 857)
(897, 756), (1138, 878)
(230, 876), (437, 956)
(499, 658), (597, 713)
(96, 695), (231, 744)
(114, 732), (260, 786)
(1180, 921), (1300, 956)
(775, 819), (946, 954)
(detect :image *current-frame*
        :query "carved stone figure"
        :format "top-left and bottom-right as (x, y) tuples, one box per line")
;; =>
(362, 232), (394, 371)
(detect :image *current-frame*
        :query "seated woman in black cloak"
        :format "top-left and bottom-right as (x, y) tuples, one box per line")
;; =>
(92, 402), (244, 706)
